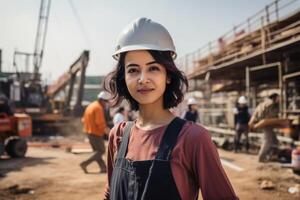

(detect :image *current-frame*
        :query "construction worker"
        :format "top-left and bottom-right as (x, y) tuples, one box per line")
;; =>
(103, 17), (238, 200)
(113, 106), (126, 126)
(80, 91), (111, 173)
(248, 93), (280, 162)
(181, 97), (199, 123)
(104, 102), (113, 129)
(233, 96), (251, 152)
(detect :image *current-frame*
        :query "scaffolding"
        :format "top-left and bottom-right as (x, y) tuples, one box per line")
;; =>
(180, 0), (300, 146)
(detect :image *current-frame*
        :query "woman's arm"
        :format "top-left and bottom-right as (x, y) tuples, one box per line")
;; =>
(103, 122), (126, 200)
(103, 129), (115, 199)
(190, 126), (239, 200)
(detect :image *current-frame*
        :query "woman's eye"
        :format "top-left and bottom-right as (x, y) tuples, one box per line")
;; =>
(149, 66), (160, 71)
(127, 68), (138, 73)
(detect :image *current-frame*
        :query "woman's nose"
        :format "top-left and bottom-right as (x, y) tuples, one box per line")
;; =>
(138, 71), (149, 84)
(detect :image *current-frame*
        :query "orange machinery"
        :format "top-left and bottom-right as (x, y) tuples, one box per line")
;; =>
(0, 113), (32, 158)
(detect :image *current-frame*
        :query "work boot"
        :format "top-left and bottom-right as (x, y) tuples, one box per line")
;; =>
(80, 162), (88, 174)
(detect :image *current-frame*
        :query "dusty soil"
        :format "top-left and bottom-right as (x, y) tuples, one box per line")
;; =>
(219, 150), (300, 200)
(0, 137), (300, 200)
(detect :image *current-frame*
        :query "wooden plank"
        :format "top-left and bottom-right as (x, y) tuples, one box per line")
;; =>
(204, 126), (298, 146)
(253, 118), (289, 129)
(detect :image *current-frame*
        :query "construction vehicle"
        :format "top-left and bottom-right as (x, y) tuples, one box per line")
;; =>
(46, 50), (89, 117)
(0, 113), (32, 158)
(4, 0), (89, 134)
(13, 0), (51, 110)
(6, 0), (50, 134)
(6, 50), (89, 135)
(1, 49), (89, 135)
(0, 96), (32, 157)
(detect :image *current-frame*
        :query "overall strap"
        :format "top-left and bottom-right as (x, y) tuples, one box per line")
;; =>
(155, 117), (186, 160)
(116, 121), (134, 159)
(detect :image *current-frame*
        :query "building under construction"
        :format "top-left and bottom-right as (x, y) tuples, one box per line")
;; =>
(179, 0), (300, 146)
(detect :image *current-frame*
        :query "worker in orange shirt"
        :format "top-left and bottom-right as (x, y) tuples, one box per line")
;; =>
(80, 91), (111, 173)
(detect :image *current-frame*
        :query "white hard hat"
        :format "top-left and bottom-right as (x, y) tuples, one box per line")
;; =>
(238, 96), (247, 104)
(112, 17), (176, 60)
(97, 91), (111, 100)
(187, 97), (197, 105)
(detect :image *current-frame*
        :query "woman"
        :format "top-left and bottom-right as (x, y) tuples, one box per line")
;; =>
(104, 17), (238, 200)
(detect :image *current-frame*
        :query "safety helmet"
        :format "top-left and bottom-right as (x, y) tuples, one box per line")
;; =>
(238, 96), (247, 104)
(112, 17), (176, 60)
(187, 97), (197, 105)
(97, 91), (111, 101)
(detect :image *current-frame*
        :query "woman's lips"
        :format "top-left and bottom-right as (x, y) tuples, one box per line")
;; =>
(137, 88), (154, 94)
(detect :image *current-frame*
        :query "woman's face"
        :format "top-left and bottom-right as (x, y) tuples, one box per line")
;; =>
(124, 50), (169, 108)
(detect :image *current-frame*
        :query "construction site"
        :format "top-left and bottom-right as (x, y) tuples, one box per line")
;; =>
(1, 0), (300, 199)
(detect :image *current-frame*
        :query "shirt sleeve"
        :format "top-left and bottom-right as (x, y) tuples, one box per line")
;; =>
(94, 105), (107, 131)
(180, 111), (187, 119)
(189, 126), (239, 200)
(103, 122), (125, 200)
(249, 104), (262, 125)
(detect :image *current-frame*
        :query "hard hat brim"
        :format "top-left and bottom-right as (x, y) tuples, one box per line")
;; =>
(97, 91), (111, 100)
(112, 44), (177, 60)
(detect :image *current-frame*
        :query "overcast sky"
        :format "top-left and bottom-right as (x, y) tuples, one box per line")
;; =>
(1, 0), (299, 83)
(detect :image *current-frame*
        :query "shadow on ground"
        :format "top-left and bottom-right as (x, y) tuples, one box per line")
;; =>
(0, 156), (55, 178)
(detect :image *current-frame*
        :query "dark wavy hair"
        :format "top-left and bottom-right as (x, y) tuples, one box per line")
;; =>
(103, 50), (188, 111)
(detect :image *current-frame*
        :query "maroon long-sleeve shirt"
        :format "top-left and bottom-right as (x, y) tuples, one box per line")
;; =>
(104, 121), (238, 200)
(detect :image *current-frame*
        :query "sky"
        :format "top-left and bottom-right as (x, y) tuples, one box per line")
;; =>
(0, 0), (299, 84)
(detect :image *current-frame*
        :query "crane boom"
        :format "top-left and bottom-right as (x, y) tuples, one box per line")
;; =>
(33, 0), (51, 80)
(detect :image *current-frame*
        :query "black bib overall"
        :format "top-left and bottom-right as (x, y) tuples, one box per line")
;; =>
(110, 117), (186, 200)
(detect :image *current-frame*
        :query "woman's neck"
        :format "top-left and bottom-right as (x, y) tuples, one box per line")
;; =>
(136, 105), (175, 130)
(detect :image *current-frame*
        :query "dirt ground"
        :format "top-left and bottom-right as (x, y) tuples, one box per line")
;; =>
(0, 136), (300, 200)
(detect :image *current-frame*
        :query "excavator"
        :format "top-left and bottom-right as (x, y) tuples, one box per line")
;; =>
(0, 48), (89, 157)
(0, 0), (89, 158)
(10, 0), (89, 134)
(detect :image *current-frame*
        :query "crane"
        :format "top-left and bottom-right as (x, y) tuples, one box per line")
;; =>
(7, 0), (89, 134)
(13, 0), (51, 80)
(12, 0), (51, 108)
(33, 0), (51, 80)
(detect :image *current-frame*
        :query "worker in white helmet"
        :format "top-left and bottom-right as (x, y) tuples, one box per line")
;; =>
(233, 96), (251, 153)
(80, 91), (111, 173)
(181, 97), (199, 123)
(103, 17), (238, 200)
